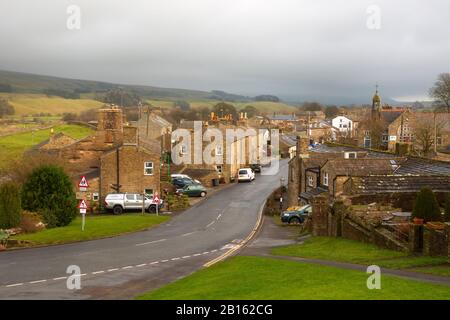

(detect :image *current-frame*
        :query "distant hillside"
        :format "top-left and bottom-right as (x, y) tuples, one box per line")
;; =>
(0, 70), (215, 100)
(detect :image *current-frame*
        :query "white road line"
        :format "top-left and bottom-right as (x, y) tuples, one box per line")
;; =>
(171, 257), (180, 261)
(29, 280), (47, 284)
(181, 232), (195, 237)
(92, 271), (105, 275)
(206, 221), (215, 228)
(161, 259), (169, 263)
(182, 255), (191, 259)
(136, 263), (147, 267)
(135, 238), (167, 246)
(211, 249), (218, 253)
(202, 251), (210, 255)
(107, 268), (119, 272)
(53, 277), (67, 281)
(80, 273), (87, 277)
(122, 266), (133, 270)
(193, 253), (202, 256)
(216, 214), (222, 220)
(6, 283), (23, 287)
(150, 261), (159, 265)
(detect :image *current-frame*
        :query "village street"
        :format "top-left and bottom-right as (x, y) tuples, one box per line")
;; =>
(0, 160), (288, 299)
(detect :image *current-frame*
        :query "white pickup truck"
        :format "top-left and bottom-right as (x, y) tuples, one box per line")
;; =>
(104, 193), (163, 214)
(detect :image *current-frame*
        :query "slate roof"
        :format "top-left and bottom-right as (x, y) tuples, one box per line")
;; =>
(394, 157), (450, 176)
(348, 175), (450, 194)
(322, 158), (404, 176)
(310, 144), (393, 158)
(300, 187), (327, 200)
(267, 114), (298, 121)
(181, 168), (218, 178)
(381, 111), (403, 124)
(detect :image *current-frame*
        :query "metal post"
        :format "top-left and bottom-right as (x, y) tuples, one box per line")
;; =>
(142, 191), (145, 215)
(81, 213), (85, 231)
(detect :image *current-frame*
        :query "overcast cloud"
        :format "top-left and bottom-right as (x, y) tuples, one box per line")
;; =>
(0, 0), (449, 103)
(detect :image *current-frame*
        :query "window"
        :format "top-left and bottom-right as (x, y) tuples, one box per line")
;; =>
(145, 189), (153, 197)
(180, 144), (188, 154)
(92, 193), (99, 201)
(144, 162), (154, 175)
(436, 136), (442, 145)
(307, 175), (314, 187)
(323, 172), (329, 186)
(216, 165), (223, 174)
(126, 194), (135, 201)
(215, 145), (223, 156)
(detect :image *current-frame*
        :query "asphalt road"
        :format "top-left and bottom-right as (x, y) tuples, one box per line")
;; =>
(0, 160), (288, 299)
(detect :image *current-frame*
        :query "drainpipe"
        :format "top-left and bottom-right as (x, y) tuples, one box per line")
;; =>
(116, 148), (120, 193)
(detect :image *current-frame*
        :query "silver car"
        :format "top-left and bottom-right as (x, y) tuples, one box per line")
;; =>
(104, 193), (163, 214)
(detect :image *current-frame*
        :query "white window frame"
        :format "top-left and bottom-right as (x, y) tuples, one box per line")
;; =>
(215, 145), (223, 156)
(323, 172), (329, 186)
(307, 175), (314, 187)
(180, 144), (188, 155)
(144, 162), (154, 176)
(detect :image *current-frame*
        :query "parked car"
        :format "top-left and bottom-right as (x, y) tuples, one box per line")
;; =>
(104, 193), (164, 214)
(172, 177), (196, 189)
(178, 184), (207, 197)
(237, 168), (255, 182)
(250, 163), (262, 173)
(280, 205), (312, 224)
(171, 174), (201, 184)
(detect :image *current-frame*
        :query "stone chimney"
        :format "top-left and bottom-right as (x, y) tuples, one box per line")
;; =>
(97, 106), (124, 145)
(123, 126), (137, 145)
(296, 134), (309, 158)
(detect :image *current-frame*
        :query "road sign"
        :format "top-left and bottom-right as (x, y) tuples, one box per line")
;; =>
(78, 176), (89, 192)
(153, 192), (160, 216)
(78, 199), (88, 210)
(78, 200), (88, 231)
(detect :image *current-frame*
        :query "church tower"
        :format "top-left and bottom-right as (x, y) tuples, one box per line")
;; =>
(371, 84), (382, 121)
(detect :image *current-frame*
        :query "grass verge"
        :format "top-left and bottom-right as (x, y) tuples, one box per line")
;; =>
(137, 256), (450, 300)
(11, 214), (169, 246)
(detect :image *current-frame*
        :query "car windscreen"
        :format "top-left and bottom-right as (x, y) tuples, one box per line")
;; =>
(239, 170), (247, 174)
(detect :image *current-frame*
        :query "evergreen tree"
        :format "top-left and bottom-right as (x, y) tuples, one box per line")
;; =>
(0, 182), (21, 229)
(412, 187), (442, 222)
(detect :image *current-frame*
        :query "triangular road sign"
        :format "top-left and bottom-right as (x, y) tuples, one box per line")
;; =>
(79, 176), (89, 188)
(78, 199), (88, 209)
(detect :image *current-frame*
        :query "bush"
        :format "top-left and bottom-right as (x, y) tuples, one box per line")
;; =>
(19, 211), (45, 233)
(0, 182), (22, 229)
(412, 187), (442, 222)
(444, 193), (450, 222)
(21, 165), (77, 227)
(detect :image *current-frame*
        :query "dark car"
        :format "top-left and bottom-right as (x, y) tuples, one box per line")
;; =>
(178, 184), (207, 197)
(250, 163), (261, 173)
(172, 177), (195, 189)
(280, 205), (312, 224)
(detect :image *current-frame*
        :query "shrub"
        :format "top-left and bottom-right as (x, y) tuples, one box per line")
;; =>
(412, 187), (442, 222)
(19, 211), (45, 233)
(444, 193), (450, 222)
(0, 182), (22, 229)
(21, 165), (77, 227)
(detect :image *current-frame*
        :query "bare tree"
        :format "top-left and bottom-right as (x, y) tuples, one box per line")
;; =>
(429, 73), (450, 111)
(412, 114), (445, 156)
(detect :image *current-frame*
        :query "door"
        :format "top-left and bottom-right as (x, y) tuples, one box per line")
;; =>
(125, 194), (137, 209)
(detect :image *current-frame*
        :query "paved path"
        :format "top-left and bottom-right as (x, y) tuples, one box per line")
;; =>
(0, 160), (288, 299)
(242, 215), (450, 286)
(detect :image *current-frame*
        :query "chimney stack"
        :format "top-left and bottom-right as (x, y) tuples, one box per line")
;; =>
(296, 134), (309, 158)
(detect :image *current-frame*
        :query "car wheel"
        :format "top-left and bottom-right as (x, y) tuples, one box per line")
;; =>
(289, 217), (301, 225)
(200, 191), (206, 197)
(148, 205), (157, 213)
(113, 205), (123, 215)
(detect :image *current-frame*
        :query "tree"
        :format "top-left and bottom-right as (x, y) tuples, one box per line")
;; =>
(62, 112), (77, 121)
(0, 83), (12, 92)
(444, 193), (450, 222)
(412, 112), (445, 156)
(0, 99), (15, 118)
(21, 165), (77, 227)
(302, 102), (323, 112)
(324, 105), (339, 118)
(241, 105), (258, 118)
(102, 89), (141, 107)
(412, 187), (442, 222)
(429, 73), (450, 112)
(174, 100), (191, 111)
(212, 102), (238, 120)
(0, 182), (21, 229)
(254, 95), (280, 102)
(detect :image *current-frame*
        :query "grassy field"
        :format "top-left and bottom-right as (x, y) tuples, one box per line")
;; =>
(12, 214), (169, 246)
(0, 93), (104, 116)
(272, 237), (449, 269)
(137, 256), (450, 300)
(0, 124), (93, 170)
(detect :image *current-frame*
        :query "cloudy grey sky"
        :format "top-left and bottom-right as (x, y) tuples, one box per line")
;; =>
(0, 0), (449, 103)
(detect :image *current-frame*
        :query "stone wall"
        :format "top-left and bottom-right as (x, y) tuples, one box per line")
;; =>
(423, 226), (448, 256)
(310, 194), (329, 236)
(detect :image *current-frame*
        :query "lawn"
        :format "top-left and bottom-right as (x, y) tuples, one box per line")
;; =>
(12, 214), (169, 246)
(137, 256), (450, 300)
(0, 124), (93, 169)
(271, 236), (449, 269)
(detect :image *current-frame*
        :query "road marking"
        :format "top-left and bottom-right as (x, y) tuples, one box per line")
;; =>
(161, 259), (169, 263)
(206, 220), (215, 228)
(52, 277), (67, 281)
(150, 261), (159, 265)
(193, 253), (202, 256)
(211, 249), (218, 253)
(92, 271), (105, 275)
(107, 268), (119, 272)
(216, 213), (222, 220)
(29, 280), (47, 284)
(122, 266), (133, 270)
(181, 231), (195, 237)
(202, 251), (210, 255)
(135, 238), (167, 246)
(182, 255), (191, 259)
(6, 283), (23, 287)
(171, 257), (180, 261)
(136, 263), (147, 267)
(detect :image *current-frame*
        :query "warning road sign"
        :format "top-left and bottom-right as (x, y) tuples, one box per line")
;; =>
(78, 199), (88, 209)
(152, 192), (160, 204)
(78, 176), (89, 191)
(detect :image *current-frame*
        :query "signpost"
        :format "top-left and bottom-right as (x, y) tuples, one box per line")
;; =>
(78, 176), (90, 231)
(78, 199), (88, 231)
(153, 192), (160, 216)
